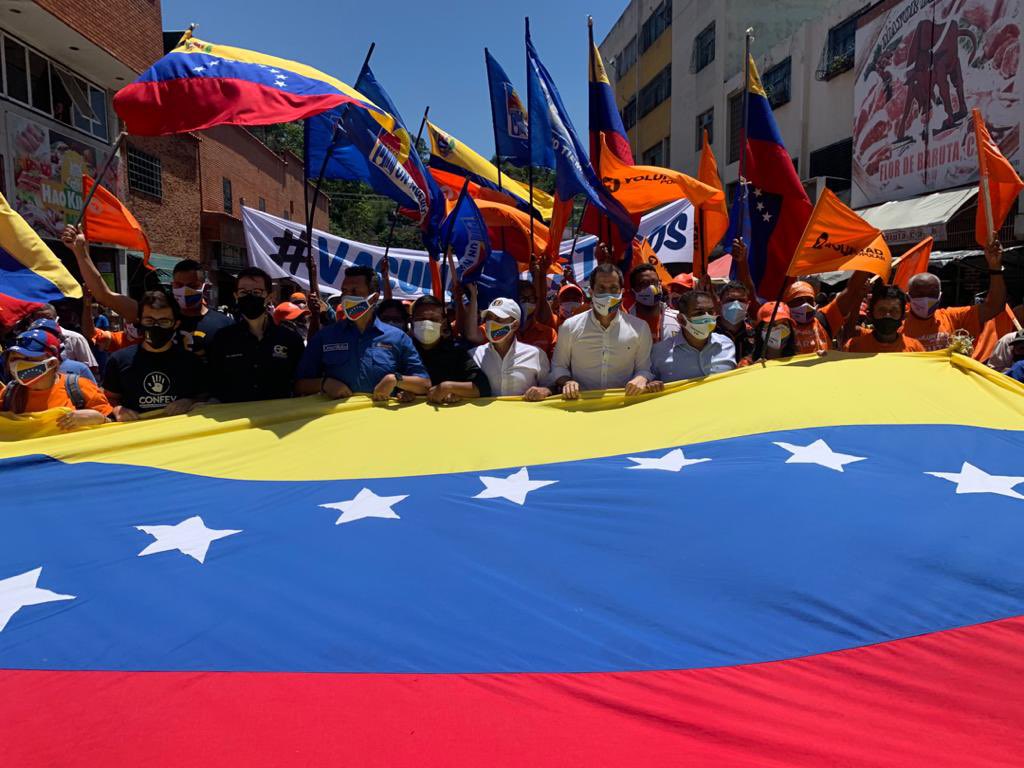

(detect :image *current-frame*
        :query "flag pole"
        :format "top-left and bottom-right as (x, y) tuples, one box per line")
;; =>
(526, 17), (536, 263)
(974, 109), (996, 244)
(563, 200), (590, 286)
(734, 28), (754, 279)
(588, 16), (613, 263)
(75, 131), (126, 228)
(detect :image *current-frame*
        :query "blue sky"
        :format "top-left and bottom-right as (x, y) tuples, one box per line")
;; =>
(162, 0), (626, 155)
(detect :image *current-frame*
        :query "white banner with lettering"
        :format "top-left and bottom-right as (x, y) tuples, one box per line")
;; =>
(243, 199), (694, 298)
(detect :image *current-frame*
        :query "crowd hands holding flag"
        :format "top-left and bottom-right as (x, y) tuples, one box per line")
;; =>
(2, 22), (1023, 430)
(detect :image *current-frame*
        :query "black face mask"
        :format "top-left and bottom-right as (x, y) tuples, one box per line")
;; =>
(873, 317), (901, 337)
(1012, 347), (1024, 362)
(237, 294), (267, 320)
(141, 325), (176, 348)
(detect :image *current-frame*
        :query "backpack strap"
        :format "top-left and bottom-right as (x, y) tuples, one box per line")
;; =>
(63, 373), (87, 409)
(0, 383), (17, 412)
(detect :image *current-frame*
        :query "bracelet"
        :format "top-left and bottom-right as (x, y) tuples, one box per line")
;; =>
(989, 268), (1004, 275)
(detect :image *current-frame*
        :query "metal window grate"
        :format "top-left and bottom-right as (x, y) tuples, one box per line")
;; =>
(763, 57), (791, 109)
(126, 147), (162, 199)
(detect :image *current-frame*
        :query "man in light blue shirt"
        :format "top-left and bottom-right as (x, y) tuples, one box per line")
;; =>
(648, 290), (736, 386)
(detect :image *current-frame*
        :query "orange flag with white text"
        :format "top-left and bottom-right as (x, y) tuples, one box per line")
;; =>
(788, 188), (892, 280)
(890, 237), (934, 291)
(974, 108), (1024, 246)
(695, 129), (728, 277)
(82, 175), (151, 263)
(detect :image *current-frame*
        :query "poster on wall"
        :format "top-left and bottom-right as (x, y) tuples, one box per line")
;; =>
(5, 112), (116, 239)
(852, 0), (1022, 208)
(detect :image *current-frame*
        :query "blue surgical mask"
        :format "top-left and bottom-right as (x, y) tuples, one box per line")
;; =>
(721, 300), (748, 326)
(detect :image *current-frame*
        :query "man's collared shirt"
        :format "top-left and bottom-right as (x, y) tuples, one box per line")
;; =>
(296, 317), (427, 393)
(206, 319), (304, 403)
(472, 339), (549, 396)
(651, 332), (736, 383)
(550, 310), (653, 391)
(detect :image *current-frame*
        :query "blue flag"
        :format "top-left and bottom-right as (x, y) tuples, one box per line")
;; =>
(486, 49), (552, 169)
(441, 180), (492, 285)
(525, 22), (635, 245)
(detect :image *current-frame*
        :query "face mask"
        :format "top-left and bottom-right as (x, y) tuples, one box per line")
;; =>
(634, 285), (661, 307)
(910, 295), (940, 318)
(341, 293), (377, 321)
(721, 300), (748, 326)
(790, 303), (815, 324)
(237, 294), (267, 320)
(766, 326), (790, 350)
(141, 325), (176, 348)
(521, 302), (536, 318)
(413, 320), (442, 345)
(485, 320), (514, 343)
(9, 356), (58, 385)
(558, 301), (580, 318)
(1012, 346), (1024, 362)
(172, 285), (205, 311)
(592, 293), (622, 317)
(684, 313), (717, 340)
(873, 317), (901, 336)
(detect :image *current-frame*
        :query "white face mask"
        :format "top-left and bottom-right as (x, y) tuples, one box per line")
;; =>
(412, 319), (441, 345)
(634, 285), (661, 307)
(341, 292), (377, 321)
(592, 293), (623, 317)
(721, 300), (748, 326)
(766, 325), (791, 350)
(910, 295), (940, 318)
(790, 303), (815, 324)
(684, 313), (717, 341)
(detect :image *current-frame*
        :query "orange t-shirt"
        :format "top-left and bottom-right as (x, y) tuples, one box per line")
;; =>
(902, 306), (980, 352)
(844, 333), (926, 354)
(93, 328), (139, 353)
(792, 300), (844, 354)
(0, 374), (113, 415)
(518, 321), (557, 358)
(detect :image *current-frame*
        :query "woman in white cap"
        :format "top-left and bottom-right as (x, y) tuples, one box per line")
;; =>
(471, 297), (551, 401)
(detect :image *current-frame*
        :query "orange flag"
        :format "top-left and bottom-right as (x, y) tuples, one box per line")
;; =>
(475, 200), (552, 271)
(974, 108), (1024, 246)
(82, 175), (151, 263)
(890, 236), (934, 291)
(788, 188), (892, 280)
(429, 168), (530, 217)
(695, 129), (728, 278)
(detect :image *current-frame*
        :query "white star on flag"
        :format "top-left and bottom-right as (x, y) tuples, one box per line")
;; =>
(773, 439), (866, 472)
(0, 568), (75, 633)
(627, 448), (711, 472)
(136, 516), (242, 564)
(208, 60), (219, 66)
(320, 488), (408, 525)
(754, 188), (763, 197)
(269, 68), (280, 73)
(474, 467), (556, 506)
(763, 212), (773, 222)
(926, 462), (1024, 500)
(192, 66), (205, 73)
(756, 201), (765, 211)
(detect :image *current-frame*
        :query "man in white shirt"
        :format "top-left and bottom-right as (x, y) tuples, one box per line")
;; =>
(648, 290), (736, 386)
(550, 263), (653, 400)
(471, 298), (551, 401)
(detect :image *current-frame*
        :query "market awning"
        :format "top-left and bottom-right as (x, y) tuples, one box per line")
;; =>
(857, 187), (978, 245)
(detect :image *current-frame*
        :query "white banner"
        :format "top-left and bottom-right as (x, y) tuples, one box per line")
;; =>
(243, 198), (694, 299)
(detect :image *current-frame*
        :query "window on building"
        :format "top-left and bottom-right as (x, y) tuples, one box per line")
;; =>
(126, 147), (163, 200)
(50, 67), (74, 126)
(820, 15), (857, 80)
(621, 97), (637, 131)
(763, 57), (791, 109)
(809, 138), (854, 193)
(616, 36), (637, 80)
(640, 0), (672, 53)
(696, 108), (714, 150)
(89, 85), (108, 141)
(223, 178), (233, 214)
(639, 65), (671, 118)
(728, 90), (744, 164)
(28, 51), (51, 114)
(3, 36), (29, 104)
(259, 197), (267, 212)
(692, 22), (715, 73)
(642, 140), (666, 167)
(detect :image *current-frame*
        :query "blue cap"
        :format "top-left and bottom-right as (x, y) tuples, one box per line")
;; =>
(7, 328), (60, 360)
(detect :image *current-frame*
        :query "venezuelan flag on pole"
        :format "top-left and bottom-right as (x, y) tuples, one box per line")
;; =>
(0, 190), (81, 328)
(588, 17), (633, 165)
(113, 36), (390, 136)
(2, 352), (1024, 764)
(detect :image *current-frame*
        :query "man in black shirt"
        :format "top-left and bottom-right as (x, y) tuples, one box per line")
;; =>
(170, 259), (233, 356)
(103, 291), (207, 421)
(404, 295), (490, 405)
(206, 267), (304, 403)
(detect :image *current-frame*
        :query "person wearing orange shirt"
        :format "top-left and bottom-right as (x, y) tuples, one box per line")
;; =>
(783, 273), (869, 355)
(0, 328), (112, 428)
(845, 285), (926, 354)
(517, 278), (557, 358)
(904, 239), (1006, 351)
(749, 303), (798, 362)
(553, 283), (587, 328)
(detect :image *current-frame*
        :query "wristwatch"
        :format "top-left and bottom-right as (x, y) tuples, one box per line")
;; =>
(394, 373), (404, 385)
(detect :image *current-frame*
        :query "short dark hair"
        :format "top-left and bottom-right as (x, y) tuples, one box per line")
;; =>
(378, 298), (409, 319)
(344, 265), (380, 294)
(172, 259), (203, 276)
(680, 290), (715, 315)
(869, 283), (907, 318)
(629, 263), (657, 289)
(589, 262), (623, 289)
(138, 289), (180, 321)
(411, 295), (443, 316)
(718, 280), (749, 300)
(235, 267), (272, 292)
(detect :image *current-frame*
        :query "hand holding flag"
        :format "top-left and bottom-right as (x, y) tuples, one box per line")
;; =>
(973, 108), (1024, 247)
(788, 188), (891, 281)
(82, 176), (151, 265)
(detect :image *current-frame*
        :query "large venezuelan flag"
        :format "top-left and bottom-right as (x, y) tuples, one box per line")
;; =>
(2, 352), (1024, 764)
(588, 32), (633, 164)
(113, 36), (389, 136)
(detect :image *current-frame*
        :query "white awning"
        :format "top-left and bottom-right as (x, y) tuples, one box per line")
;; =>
(857, 187), (978, 245)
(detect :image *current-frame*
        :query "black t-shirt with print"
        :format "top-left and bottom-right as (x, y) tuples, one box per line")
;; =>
(103, 344), (207, 412)
(178, 309), (233, 356)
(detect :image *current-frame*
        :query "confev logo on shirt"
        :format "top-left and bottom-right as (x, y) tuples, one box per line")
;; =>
(140, 371), (174, 408)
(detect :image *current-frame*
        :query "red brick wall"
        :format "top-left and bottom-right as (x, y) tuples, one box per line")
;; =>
(198, 126), (329, 231)
(124, 134), (201, 261)
(33, 0), (164, 73)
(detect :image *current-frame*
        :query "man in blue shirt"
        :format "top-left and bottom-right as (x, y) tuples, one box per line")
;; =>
(295, 266), (430, 401)
(647, 290), (737, 386)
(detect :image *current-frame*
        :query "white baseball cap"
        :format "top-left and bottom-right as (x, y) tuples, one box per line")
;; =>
(482, 297), (522, 324)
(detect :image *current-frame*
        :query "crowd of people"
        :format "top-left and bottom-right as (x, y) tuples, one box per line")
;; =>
(0, 223), (1019, 430)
